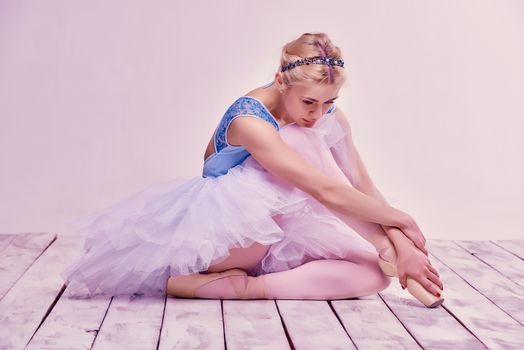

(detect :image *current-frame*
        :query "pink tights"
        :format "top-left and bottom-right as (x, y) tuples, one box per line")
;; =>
(194, 214), (394, 300)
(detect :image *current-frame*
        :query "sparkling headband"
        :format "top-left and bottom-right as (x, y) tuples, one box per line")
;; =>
(281, 56), (345, 72)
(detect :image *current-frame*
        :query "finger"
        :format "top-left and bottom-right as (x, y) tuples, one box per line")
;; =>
(427, 281), (441, 297)
(419, 243), (429, 256)
(427, 263), (440, 278)
(427, 272), (444, 291)
(424, 264), (442, 286)
(415, 240), (426, 254)
(400, 274), (407, 289)
(418, 239), (428, 254)
(422, 277), (441, 297)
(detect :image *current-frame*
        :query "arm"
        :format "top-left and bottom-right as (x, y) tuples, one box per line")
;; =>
(331, 108), (422, 252)
(362, 182), (417, 252)
(228, 115), (407, 227)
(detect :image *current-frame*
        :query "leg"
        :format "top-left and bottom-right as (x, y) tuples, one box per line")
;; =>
(205, 241), (271, 273)
(192, 217), (394, 300)
(166, 242), (270, 299)
(333, 209), (445, 307)
(194, 252), (391, 300)
(337, 211), (393, 253)
(171, 174), (396, 300)
(263, 255), (391, 300)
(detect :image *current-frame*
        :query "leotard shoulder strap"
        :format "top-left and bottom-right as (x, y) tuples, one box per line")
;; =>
(214, 96), (280, 153)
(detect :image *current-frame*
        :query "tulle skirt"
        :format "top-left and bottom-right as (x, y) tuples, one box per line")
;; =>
(61, 112), (378, 298)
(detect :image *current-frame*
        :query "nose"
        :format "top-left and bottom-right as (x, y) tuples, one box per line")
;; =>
(310, 105), (323, 120)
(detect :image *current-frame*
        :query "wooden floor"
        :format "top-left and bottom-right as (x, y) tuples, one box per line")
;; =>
(0, 233), (523, 350)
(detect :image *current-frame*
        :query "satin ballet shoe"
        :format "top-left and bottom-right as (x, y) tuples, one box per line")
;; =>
(377, 246), (445, 308)
(166, 268), (249, 298)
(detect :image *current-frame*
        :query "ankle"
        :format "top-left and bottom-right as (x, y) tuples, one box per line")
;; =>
(230, 275), (267, 300)
(194, 276), (239, 299)
(194, 275), (267, 300)
(377, 244), (397, 263)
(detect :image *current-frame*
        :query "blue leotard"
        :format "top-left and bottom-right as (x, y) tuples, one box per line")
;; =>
(202, 94), (336, 178)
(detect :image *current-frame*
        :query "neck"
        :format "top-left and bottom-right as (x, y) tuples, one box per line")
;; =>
(263, 81), (294, 127)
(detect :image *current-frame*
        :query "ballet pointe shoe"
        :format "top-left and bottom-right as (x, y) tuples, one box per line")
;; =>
(227, 273), (268, 300)
(377, 246), (445, 308)
(166, 268), (249, 299)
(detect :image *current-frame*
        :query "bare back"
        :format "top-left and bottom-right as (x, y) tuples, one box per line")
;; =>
(203, 84), (276, 162)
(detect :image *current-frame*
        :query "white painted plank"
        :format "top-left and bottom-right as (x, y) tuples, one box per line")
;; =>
(0, 234), (79, 349)
(426, 241), (524, 349)
(492, 240), (524, 259)
(332, 294), (420, 349)
(223, 300), (289, 349)
(455, 240), (524, 287)
(92, 294), (166, 350)
(159, 299), (224, 350)
(0, 233), (16, 253)
(428, 240), (524, 325)
(26, 294), (112, 349)
(277, 300), (355, 349)
(377, 246), (486, 348)
(0, 232), (56, 299)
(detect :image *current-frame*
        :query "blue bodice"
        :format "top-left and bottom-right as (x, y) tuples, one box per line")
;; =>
(202, 94), (336, 178)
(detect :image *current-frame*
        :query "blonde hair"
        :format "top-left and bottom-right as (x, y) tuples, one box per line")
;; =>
(279, 32), (346, 87)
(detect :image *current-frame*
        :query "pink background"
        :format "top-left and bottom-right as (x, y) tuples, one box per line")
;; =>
(1, 1), (523, 240)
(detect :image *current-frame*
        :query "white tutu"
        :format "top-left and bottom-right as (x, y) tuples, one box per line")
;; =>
(61, 112), (377, 298)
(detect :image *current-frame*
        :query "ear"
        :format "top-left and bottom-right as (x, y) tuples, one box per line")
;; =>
(274, 72), (285, 90)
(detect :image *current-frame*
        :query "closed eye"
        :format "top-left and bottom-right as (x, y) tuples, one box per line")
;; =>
(303, 100), (335, 105)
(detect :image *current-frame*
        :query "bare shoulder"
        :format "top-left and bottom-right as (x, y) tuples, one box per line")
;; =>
(227, 114), (278, 147)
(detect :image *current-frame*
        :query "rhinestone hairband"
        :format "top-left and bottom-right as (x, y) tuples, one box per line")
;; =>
(281, 56), (344, 72)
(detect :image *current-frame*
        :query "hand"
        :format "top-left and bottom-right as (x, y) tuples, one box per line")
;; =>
(396, 243), (443, 296)
(396, 213), (428, 256)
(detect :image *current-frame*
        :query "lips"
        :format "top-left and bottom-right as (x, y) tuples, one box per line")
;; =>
(302, 118), (314, 123)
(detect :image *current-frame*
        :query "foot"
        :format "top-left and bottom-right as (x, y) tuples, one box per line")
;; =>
(376, 244), (444, 308)
(195, 273), (268, 300)
(166, 268), (248, 298)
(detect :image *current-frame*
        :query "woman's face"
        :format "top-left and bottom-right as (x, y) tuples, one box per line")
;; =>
(282, 80), (341, 127)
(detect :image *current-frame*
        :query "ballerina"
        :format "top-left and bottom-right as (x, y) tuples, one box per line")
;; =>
(62, 32), (444, 308)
